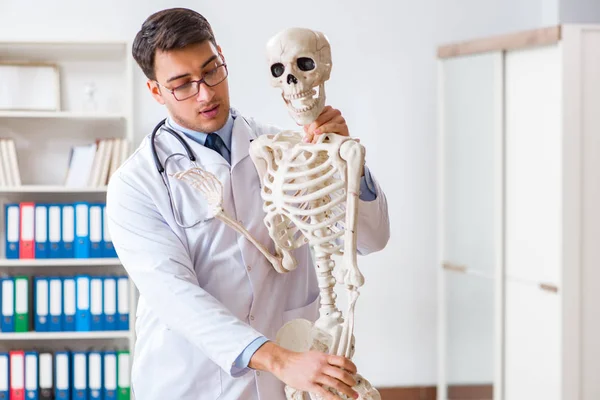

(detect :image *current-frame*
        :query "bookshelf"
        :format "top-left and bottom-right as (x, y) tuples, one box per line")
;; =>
(0, 111), (126, 120)
(0, 186), (108, 194)
(0, 258), (122, 268)
(0, 40), (136, 392)
(0, 331), (132, 341)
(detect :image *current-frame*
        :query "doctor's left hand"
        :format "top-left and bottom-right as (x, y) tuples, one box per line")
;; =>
(249, 341), (359, 399)
(303, 106), (350, 144)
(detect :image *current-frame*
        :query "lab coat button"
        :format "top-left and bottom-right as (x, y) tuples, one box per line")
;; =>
(247, 265), (252, 271)
(250, 315), (255, 321)
(256, 371), (261, 376)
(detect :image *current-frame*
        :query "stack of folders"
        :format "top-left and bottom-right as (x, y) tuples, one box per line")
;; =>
(0, 349), (130, 400)
(0, 138), (21, 187)
(64, 138), (129, 188)
(0, 275), (129, 333)
(4, 202), (116, 260)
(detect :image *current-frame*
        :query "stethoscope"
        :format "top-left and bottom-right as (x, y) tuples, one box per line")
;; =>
(151, 118), (197, 174)
(150, 118), (210, 228)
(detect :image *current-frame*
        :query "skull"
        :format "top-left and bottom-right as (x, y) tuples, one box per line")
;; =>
(266, 27), (332, 125)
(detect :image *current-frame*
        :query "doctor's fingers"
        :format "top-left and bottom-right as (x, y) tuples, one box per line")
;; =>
(309, 106), (338, 130)
(322, 365), (357, 387)
(315, 374), (359, 399)
(327, 354), (357, 374)
(303, 126), (315, 143)
(312, 122), (348, 138)
(309, 385), (343, 400)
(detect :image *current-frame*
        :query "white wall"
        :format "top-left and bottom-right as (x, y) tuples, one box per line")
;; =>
(0, 0), (560, 387)
(561, 0), (600, 24)
(434, 0), (559, 42)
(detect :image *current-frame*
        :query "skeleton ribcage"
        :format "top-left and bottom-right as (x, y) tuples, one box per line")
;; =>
(260, 146), (346, 256)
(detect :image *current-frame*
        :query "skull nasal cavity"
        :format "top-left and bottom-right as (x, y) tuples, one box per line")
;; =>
(287, 74), (298, 85)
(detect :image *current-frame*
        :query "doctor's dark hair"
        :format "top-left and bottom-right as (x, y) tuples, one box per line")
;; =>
(132, 8), (218, 80)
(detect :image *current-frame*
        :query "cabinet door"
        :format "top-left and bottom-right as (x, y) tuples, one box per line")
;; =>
(440, 51), (503, 399)
(504, 279), (560, 400)
(444, 271), (495, 396)
(505, 45), (562, 286)
(441, 51), (502, 278)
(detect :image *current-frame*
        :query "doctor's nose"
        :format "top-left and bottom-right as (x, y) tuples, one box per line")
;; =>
(195, 82), (215, 103)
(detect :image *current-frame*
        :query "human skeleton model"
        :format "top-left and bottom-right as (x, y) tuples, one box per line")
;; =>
(173, 28), (380, 400)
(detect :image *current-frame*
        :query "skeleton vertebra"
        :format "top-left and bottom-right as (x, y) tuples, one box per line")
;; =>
(173, 27), (379, 400)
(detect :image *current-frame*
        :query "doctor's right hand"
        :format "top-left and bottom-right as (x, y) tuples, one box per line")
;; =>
(249, 341), (359, 399)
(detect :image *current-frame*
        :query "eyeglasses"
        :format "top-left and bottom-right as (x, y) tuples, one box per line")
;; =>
(158, 63), (228, 101)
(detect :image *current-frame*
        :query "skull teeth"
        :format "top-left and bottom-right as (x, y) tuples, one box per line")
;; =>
(287, 98), (317, 113)
(284, 88), (320, 113)
(284, 89), (316, 100)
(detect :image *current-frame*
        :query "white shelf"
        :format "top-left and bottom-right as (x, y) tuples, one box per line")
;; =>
(0, 39), (136, 356)
(0, 40), (129, 62)
(0, 185), (107, 194)
(0, 331), (130, 341)
(0, 111), (126, 120)
(0, 258), (121, 267)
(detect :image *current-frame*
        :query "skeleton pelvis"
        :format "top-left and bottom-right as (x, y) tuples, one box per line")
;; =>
(275, 319), (333, 354)
(276, 319), (381, 400)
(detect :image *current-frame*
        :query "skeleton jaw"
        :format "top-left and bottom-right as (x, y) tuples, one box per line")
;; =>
(283, 83), (326, 125)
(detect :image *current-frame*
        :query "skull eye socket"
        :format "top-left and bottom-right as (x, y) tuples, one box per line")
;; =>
(271, 63), (285, 78)
(297, 57), (315, 71)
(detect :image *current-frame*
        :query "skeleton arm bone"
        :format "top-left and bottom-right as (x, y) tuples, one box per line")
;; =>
(170, 168), (295, 273)
(309, 134), (390, 256)
(335, 139), (365, 361)
(336, 139), (366, 287)
(213, 211), (290, 273)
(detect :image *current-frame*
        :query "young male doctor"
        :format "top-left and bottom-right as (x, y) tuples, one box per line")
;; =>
(106, 7), (390, 400)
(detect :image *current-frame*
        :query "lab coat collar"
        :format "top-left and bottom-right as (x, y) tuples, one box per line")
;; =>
(155, 122), (228, 168)
(230, 108), (255, 169)
(154, 107), (254, 169)
(165, 112), (234, 155)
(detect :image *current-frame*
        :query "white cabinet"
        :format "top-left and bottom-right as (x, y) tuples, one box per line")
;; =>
(438, 50), (502, 400)
(504, 279), (560, 400)
(438, 25), (600, 400)
(505, 45), (563, 287)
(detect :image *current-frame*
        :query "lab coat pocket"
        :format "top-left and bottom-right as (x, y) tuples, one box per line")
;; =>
(282, 293), (320, 325)
(192, 352), (222, 400)
(138, 327), (222, 399)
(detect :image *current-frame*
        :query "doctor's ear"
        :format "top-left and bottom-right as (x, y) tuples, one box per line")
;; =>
(147, 80), (166, 105)
(217, 46), (226, 62)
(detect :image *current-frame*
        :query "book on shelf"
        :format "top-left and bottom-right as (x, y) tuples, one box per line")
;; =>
(64, 138), (129, 188)
(0, 138), (21, 187)
(0, 350), (131, 400)
(0, 275), (130, 334)
(4, 202), (117, 260)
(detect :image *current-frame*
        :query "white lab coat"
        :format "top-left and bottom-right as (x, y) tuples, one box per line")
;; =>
(105, 108), (390, 400)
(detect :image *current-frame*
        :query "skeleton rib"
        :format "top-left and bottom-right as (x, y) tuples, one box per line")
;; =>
(282, 181), (344, 204)
(310, 231), (345, 247)
(281, 192), (345, 216)
(282, 165), (338, 191)
(286, 148), (320, 167)
(291, 211), (345, 232)
(284, 158), (333, 179)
